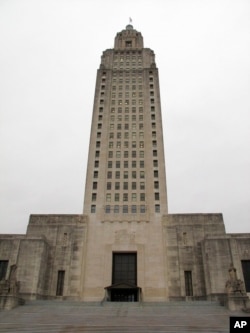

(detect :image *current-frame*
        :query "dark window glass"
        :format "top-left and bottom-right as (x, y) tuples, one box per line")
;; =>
(112, 253), (137, 285)
(91, 205), (96, 213)
(242, 261), (250, 292)
(56, 270), (65, 296)
(0, 261), (8, 280)
(184, 271), (193, 296)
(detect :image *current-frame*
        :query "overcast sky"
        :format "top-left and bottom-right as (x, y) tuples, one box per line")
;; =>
(0, 0), (249, 234)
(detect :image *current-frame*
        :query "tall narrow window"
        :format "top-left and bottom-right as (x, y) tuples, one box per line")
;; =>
(184, 271), (193, 296)
(0, 260), (8, 280)
(56, 270), (65, 296)
(242, 260), (250, 292)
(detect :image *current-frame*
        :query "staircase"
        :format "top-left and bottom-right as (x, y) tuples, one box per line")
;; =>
(0, 300), (248, 332)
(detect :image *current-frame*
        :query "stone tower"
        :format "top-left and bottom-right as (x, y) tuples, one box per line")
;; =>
(82, 24), (168, 301)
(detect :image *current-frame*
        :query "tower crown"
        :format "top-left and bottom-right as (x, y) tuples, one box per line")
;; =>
(114, 25), (144, 50)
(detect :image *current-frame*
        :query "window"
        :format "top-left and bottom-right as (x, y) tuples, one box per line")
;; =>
(132, 151), (136, 158)
(123, 205), (128, 213)
(131, 205), (137, 213)
(0, 261), (8, 280)
(132, 171), (136, 179)
(108, 151), (113, 158)
(56, 271), (65, 297)
(95, 151), (100, 158)
(140, 193), (145, 201)
(132, 161), (136, 168)
(140, 161), (144, 168)
(154, 170), (158, 178)
(94, 171), (98, 178)
(94, 160), (99, 168)
(155, 204), (160, 213)
(115, 193), (120, 201)
(115, 182), (120, 190)
(154, 181), (159, 189)
(109, 142), (113, 148)
(242, 261), (250, 292)
(152, 131), (156, 138)
(139, 151), (144, 158)
(108, 161), (112, 168)
(91, 205), (96, 213)
(97, 132), (101, 138)
(132, 132), (136, 140)
(92, 193), (97, 202)
(153, 160), (158, 167)
(107, 182), (112, 190)
(115, 171), (120, 179)
(98, 123), (102, 129)
(155, 193), (160, 200)
(106, 194), (111, 202)
(124, 171), (128, 179)
(151, 114), (155, 120)
(132, 182), (137, 190)
(124, 161), (128, 168)
(140, 171), (145, 179)
(132, 193), (137, 201)
(153, 150), (157, 157)
(151, 122), (156, 129)
(107, 171), (112, 179)
(124, 151), (128, 158)
(140, 205), (146, 213)
(114, 205), (119, 213)
(105, 205), (111, 213)
(92, 182), (98, 190)
(109, 133), (114, 139)
(126, 40), (132, 47)
(123, 193), (128, 201)
(184, 271), (193, 296)
(116, 151), (121, 158)
(152, 140), (157, 147)
(116, 161), (121, 168)
(123, 182), (128, 190)
(140, 182), (145, 190)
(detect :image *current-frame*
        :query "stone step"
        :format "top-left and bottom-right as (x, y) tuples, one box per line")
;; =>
(0, 300), (247, 332)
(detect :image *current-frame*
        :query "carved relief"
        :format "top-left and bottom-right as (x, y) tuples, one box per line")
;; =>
(115, 230), (136, 244)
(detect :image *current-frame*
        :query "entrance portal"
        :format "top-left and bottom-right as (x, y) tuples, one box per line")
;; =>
(111, 288), (138, 302)
(104, 253), (140, 302)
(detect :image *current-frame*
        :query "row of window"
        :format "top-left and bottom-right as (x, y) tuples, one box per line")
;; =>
(107, 141), (145, 149)
(90, 204), (160, 214)
(109, 132), (145, 139)
(104, 150), (158, 159)
(104, 181), (159, 190)
(106, 171), (147, 179)
(111, 92), (144, 97)
(107, 161), (145, 168)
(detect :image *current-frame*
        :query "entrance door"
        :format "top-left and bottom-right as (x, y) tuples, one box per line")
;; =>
(111, 288), (138, 302)
(112, 253), (137, 302)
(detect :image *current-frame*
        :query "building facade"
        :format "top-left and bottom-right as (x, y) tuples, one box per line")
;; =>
(0, 25), (250, 302)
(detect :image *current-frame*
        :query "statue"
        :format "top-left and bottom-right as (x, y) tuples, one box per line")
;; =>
(225, 264), (246, 295)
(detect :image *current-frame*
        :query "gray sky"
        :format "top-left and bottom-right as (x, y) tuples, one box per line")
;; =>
(0, 0), (249, 234)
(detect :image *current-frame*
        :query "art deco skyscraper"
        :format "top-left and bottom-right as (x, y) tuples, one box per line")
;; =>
(83, 24), (168, 219)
